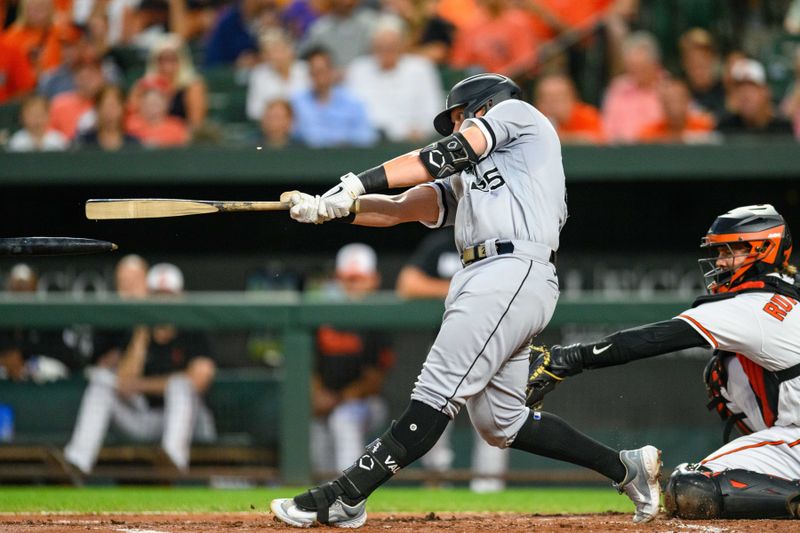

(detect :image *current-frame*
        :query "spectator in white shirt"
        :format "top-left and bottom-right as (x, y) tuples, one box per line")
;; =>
(7, 95), (69, 152)
(345, 16), (442, 142)
(247, 28), (310, 121)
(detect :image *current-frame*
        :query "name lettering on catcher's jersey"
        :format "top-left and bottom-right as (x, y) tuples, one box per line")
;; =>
(763, 294), (798, 322)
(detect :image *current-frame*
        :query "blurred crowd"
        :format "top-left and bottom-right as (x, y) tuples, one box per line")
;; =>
(1, 0), (800, 148)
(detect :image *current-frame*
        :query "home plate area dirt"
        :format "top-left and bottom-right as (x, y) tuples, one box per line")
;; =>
(2, 512), (800, 532)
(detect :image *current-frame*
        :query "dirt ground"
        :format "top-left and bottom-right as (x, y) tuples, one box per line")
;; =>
(2, 512), (800, 533)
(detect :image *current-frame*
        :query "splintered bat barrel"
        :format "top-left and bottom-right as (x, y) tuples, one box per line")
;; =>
(0, 237), (118, 256)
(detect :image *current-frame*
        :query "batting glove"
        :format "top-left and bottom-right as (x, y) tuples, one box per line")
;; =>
(318, 172), (365, 219)
(289, 192), (327, 224)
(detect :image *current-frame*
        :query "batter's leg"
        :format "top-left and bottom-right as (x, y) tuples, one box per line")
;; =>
(272, 259), (552, 527)
(510, 410), (661, 523)
(271, 399), (450, 527)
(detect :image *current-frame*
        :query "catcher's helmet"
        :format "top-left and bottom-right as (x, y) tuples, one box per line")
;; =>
(698, 204), (793, 293)
(433, 73), (521, 135)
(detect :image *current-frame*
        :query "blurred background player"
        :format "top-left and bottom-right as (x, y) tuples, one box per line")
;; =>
(396, 227), (509, 493)
(63, 260), (216, 475)
(0, 264), (71, 382)
(311, 243), (395, 475)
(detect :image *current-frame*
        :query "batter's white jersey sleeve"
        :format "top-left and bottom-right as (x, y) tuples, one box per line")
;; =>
(418, 178), (458, 229)
(463, 99), (538, 156)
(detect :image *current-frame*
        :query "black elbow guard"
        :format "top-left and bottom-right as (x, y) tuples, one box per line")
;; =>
(420, 132), (479, 179)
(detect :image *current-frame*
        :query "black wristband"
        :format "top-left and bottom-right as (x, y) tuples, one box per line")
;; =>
(357, 166), (388, 193)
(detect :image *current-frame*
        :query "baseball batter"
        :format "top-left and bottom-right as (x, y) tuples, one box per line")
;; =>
(528, 204), (800, 519)
(271, 73), (661, 528)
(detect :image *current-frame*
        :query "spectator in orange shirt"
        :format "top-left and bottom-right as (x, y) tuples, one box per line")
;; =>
(126, 76), (189, 148)
(128, 34), (207, 130)
(1, 0), (65, 78)
(534, 73), (604, 143)
(525, 0), (613, 41)
(48, 58), (104, 139)
(437, 0), (479, 30)
(0, 40), (36, 103)
(450, 0), (538, 77)
(638, 78), (714, 144)
(601, 31), (665, 143)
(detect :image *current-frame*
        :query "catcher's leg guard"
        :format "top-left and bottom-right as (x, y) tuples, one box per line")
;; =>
(665, 463), (800, 519)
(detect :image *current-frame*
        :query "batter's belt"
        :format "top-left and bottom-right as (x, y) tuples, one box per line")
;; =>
(461, 239), (556, 266)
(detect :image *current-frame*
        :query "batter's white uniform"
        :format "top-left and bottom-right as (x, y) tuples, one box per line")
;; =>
(409, 99), (567, 447)
(677, 275), (800, 478)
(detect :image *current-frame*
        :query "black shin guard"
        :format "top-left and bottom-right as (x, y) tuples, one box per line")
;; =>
(294, 400), (450, 510)
(510, 411), (626, 483)
(665, 464), (800, 519)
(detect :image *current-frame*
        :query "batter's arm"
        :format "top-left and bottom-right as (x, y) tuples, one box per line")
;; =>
(351, 185), (440, 227)
(294, 126), (484, 223)
(380, 125), (488, 189)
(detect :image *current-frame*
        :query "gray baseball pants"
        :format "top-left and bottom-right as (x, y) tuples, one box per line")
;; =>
(410, 253), (558, 448)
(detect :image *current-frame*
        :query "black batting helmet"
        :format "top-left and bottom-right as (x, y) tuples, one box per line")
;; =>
(433, 73), (521, 135)
(698, 204), (793, 293)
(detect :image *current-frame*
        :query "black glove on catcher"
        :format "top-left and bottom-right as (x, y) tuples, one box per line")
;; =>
(525, 344), (584, 409)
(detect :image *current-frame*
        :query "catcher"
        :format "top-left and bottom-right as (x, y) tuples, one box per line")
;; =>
(527, 204), (800, 519)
